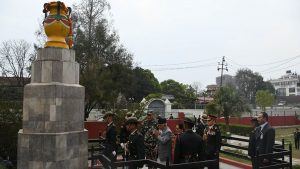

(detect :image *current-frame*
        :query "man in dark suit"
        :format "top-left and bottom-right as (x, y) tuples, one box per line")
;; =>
(248, 117), (259, 166)
(174, 117), (204, 165)
(203, 115), (221, 169)
(103, 111), (118, 167)
(125, 117), (145, 169)
(255, 112), (275, 165)
(294, 128), (300, 150)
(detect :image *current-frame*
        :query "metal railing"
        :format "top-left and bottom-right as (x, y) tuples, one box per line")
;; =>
(221, 136), (292, 169)
(89, 135), (292, 169)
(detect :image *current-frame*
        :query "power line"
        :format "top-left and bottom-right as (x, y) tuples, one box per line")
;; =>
(226, 54), (300, 67)
(142, 56), (219, 67)
(260, 61), (300, 74)
(151, 63), (216, 71)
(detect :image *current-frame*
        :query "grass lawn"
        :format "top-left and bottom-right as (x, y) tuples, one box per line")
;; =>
(275, 125), (300, 159)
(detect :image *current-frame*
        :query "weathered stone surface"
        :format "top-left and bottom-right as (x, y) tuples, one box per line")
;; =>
(31, 61), (42, 83)
(37, 48), (75, 62)
(18, 48), (87, 169)
(23, 83), (84, 133)
(18, 130), (88, 169)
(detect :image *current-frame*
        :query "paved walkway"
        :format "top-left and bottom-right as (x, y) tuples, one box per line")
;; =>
(136, 163), (242, 169)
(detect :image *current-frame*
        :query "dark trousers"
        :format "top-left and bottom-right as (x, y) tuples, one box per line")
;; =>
(295, 139), (299, 149)
(206, 154), (219, 169)
(103, 150), (116, 169)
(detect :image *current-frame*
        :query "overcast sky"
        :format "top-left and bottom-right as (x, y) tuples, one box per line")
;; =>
(1, 0), (300, 88)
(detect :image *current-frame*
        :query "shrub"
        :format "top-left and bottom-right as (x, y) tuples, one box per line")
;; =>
(218, 123), (253, 136)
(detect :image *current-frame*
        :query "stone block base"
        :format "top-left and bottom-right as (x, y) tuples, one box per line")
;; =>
(18, 129), (88, 169)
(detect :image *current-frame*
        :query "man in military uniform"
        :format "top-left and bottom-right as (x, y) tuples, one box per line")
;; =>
(196, 114), (208, 137)
(203, 115), (221, 169)
(103, 112), (117, 168)
(120, 112), (133, 160)
(140, 111), (158, 163)
(174, 117), (204, 165)
(125, 117), (145, 169)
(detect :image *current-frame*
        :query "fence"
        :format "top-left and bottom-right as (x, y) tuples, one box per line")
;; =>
(221, 136), (292, 169)
(89, 135), (293, 169)
(88, 137), (218, 169)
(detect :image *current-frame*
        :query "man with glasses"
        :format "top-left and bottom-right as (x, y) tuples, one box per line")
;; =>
(255, 112), (275, 166)
(203, 115), (221, 169)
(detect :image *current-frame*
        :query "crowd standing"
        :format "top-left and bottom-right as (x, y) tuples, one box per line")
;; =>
(102, 110), (275, 169)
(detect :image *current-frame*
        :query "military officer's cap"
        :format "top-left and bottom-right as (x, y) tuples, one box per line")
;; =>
(184, 117), (195, 125)
(125, 117), (139, 125)
(147, 111), (154, 115)
(103, 111), (115, 119)
(201, 114), (208, 120)
(158, 117), (167, 124)
(207, 115), (217, 121)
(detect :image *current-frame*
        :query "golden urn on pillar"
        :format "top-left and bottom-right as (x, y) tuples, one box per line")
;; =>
(43, 1), (72, 49)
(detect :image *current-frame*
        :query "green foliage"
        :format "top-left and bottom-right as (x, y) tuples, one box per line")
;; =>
(235, 68), (274, 107)
(113, 102), (147, 132)
(218, 123), (253, 136)
(206, 85), (250, 132)
(0, 102), (22, 162)
(73, 0), (136, 118)
(0, 164), (6, 169)
(160, 79), (196, 109)
(255, 90), (274, 111)
(128, 67), (161, 102)
(145, 93), (163, 101)
(293, 165), (300, 169)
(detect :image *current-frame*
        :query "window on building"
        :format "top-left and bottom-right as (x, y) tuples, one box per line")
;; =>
(289, 88), (295, 93)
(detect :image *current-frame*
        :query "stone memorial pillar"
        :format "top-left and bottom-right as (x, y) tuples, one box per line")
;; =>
(17, 48), (88, 169)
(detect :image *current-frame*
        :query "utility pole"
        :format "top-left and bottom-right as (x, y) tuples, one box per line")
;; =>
(217, 56), (228, 87)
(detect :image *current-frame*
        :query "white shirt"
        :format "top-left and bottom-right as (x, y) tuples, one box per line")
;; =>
(259, 122), (268, 131)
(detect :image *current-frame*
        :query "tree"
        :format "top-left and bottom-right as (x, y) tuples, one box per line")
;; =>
(256, 90), (274, 111)
(0, 40), (33, 86)
(128, 67), (161, 102)
(72, 0), (134, 118)
(0, 86), (23, 163)
(206, 85), (250, 131)
(161, 79), (196, 109)
(235, 68), (273, 108)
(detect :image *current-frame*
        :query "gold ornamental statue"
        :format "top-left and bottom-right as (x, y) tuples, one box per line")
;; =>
(43, 1), (72, 49)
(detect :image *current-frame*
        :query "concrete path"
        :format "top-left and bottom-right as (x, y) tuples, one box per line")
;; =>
(137, 162), (242, 169)
(220, 162), (243, 169)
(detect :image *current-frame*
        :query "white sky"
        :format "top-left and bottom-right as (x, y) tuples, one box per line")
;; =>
(1, 0), (300, 88)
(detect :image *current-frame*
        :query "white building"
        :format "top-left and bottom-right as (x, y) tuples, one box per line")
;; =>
(269, 70), (300, 96)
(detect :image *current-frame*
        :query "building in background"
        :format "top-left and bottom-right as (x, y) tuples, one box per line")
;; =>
(269, 70), (300, 96)
(206, 84), (218, 96)
(216, 74), (236, 87)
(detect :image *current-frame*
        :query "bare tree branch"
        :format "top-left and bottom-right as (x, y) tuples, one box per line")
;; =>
(0, 40), (33, 86)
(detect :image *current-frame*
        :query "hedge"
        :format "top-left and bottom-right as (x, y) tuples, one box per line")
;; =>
(218, 123), (253, 137)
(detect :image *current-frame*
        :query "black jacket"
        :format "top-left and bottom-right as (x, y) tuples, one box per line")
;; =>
(204, 124), (221, 155)
(248, 128), (256, 157)
(128, 130), (145, 160)
(174, 129), (204, 164)
(104, 123), (117, 159)
(255, 123), (275, 155)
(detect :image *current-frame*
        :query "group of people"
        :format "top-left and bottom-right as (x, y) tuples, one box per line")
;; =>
(101, 110), (222, 169)
(102, 110), (277, 169)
